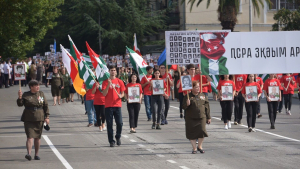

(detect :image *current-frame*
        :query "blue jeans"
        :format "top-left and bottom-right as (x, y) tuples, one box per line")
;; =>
(86, 100), (95, 124)
(203, 92), (208, 97)
(144, 95), (152, 119)
(105, 107), (123, 143)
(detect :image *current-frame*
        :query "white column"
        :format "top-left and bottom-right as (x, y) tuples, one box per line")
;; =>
(249, 0), (253, 32)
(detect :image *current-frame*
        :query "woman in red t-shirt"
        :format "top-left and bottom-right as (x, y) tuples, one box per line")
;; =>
(263, 74), (282, 129)
(125, 73), (143, 133)
(177, 71), (187, 119)
(92, 81), (106, 131)
(149, 69), (167, 130)
(241, 74), (262, 132)
(280, 73), (295, 115)
(217, 75), (236, 130)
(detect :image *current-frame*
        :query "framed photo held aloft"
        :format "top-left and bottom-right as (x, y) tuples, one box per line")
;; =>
(180, 75), (192, 91)
(268, 86), (280, 101)
(152, 79), (164, 95)
(128, 87), (140, 103)
(47, 72), (53, 79)
(117, 60), (122, 67)
(221, 86), (233, 101)
(14, 64), (26, 81)
(245, 86), (258, 102)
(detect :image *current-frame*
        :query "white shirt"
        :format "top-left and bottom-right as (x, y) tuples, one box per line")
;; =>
(28, 61), (32, 67)
(3, 62), (9, 74)
(0, 63), (4, 73)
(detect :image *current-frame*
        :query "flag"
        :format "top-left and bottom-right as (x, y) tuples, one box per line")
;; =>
(127, 47), (148, 76)
(258, 74), (269, 82)
(60, 44), (86, 96)
(134, 33), (142, 56)
(200, 32), (229, 75)
(209, 75), (219, 94)
(68, 35), (96, 89)
(86, 41), (109, 85)
(54, 39), (56, 54)
(157, 49), (178, 70)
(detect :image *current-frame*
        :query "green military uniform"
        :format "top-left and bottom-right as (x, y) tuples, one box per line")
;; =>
(17, 91), (49, 139)
(51, 73), (64, 97)
(61, 73), (70, 99)
(182, 92), (211, 140)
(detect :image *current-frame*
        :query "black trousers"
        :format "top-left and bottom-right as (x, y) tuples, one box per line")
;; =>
(234, 92), (244, 122)
(257, 97), (261, 114)
(298, 93), (300, 101)
(178, 92), (184, 114)
(94, 105), (106, 126)
(127, 103), (140, 128)
(4, 74), (9, 87)
(267, 101), (278, 126)
(245, 102), (258, 128)
(220, 101), (233, 123)
(0, 74), (4, 88)
(283, 94), (293, 110)
(151, 95), (163, 123)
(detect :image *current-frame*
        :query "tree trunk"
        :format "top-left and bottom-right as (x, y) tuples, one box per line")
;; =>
(218, 5), (238, 32)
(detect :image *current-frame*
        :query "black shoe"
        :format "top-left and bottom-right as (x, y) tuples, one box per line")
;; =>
(152, 123), (156, 129)
(110, 142), (115, 147)
(180, 113), (183, 118)
(271, 125), (275, 129)
(25, 154), (31, 161)
(156, 124), (161, 130)
(197, 147), (205, 153)
(116, 138), (121, 146)
(147, 118), (151, 121)
(34, 156), (40, 160)
(257, 114), (262, 118)
(85, 112), (87, 115)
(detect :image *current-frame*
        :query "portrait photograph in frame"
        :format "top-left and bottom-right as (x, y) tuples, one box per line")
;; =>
(128, 87), (140, 103)
(47, 72), (53, 79)
(221, 86), (233, 101)
(268, 86), (280, 101)
(152, 79), (164, 95)
(245, 86), (258, 102)
(180, 75), (192, 91)
(14, 64), (26, 81)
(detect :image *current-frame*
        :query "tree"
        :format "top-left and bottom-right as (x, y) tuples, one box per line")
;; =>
(272, 7), (300, 31)
(0, 0), (63, 59)
(182, 0), (272, 31)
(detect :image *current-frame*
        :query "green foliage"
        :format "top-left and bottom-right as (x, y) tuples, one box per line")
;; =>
(0, 0), (63, 59)
(30, 0), (171, 56)
(272, 7), (300, 31)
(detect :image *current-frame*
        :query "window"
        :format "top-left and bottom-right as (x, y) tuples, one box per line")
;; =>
(270, 0), (300, 10)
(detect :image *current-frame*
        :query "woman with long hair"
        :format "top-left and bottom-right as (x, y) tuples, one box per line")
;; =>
(125, 73), (143, 133)
(177, 71), (187, 118)
(280, 73), (295, 115)
(217, 75), (236, 130)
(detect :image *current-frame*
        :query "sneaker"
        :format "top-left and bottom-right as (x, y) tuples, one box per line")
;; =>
(116, 138), (121, 146)
(160, 120), (165, 125)
(234, 121), (238, 125)
(196, 140), (198, 144)
(252, 128), (256, 132)
(152, 123), (156, 129)
(248, 127), (252, 132)
(110, 142), (115, 147)
(286, 109), (289, 114)
(164, 120), (168, 125)
(270, 125), (275, 129)
(228, 122), (231, 129)
(87, 123), (93, 127)
(99, 127), (103, 132)
(34, 156), (40, 160)
(103, 127), (107, 131)
(276, 111), (279, 114)
(257, 114), (262, 118)
(25, 154), (32, 161)
(147, 118), (151, 121)
(224, 125), (228, 130)
(288, 110), (291, 115)
(156, 124), (161, 130)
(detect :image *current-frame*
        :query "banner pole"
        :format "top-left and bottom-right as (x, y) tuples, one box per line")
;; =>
(19, 80), (21, 91)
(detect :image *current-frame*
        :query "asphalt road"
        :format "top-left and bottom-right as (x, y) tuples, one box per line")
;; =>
(0, 85), (299, 169)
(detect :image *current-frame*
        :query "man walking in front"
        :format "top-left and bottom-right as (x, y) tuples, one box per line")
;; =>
(102, 65), (125, 147)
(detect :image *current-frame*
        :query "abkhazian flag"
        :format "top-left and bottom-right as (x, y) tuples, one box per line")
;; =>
(127, 47), (148, 77)
(60, 45), (86, 96)
(68, 35), (96, 89)
(209, 75), (219, 94)
(134, 33), (142, 56)
(200, 32), (229, 75)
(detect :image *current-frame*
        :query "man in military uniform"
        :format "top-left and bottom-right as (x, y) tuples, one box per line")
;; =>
(17, 80), (50, 161)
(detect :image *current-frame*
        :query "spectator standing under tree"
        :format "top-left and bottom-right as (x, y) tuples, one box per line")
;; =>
(36, 59), (43, 84)
(61, 68), (70, 103)
(30, 60), (37, 81)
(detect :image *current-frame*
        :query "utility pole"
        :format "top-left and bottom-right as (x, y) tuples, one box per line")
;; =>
(249, 0), (253, 32)
(99, 0), (102, 55)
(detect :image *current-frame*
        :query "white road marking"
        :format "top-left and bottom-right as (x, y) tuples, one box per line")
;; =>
(122, 135), (129, 138)
(180, 166), (190, 169)
(171, 107), (300, 143)
(137, 144), (145, 147)
(167, 160), (177, 164)
(156, 154), (165, 157)
(146, 149), (154, 152)
(43, 135), (73, 169)
(130, 139), (137, 142)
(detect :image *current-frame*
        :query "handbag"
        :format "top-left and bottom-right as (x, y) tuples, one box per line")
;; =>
(44, 122), (50, 131)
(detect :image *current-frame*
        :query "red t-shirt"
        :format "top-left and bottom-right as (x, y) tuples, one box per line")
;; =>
(194, 74), (208, 93)
(255, 77), (263, 86)
(234, 74), (247, 91)
(93, 83), (105, 105)
(277, 74), (283, 80)
(102, 78), (125, 108)
(84, 84), (95, 101)
(241, 82), (262, 95)
(177, 80), (183, 93)
(280, 75), (296, 94)
(161, 73), (173, 96)
(217, 80), (236, 91)
(208, 83), (212, 93)
(151, 78), (167, 95)
(263, 78), (281, 94)
(297, 77), (300, 91)
(140, 75), (152, 95)
(125, 83), (143, 94)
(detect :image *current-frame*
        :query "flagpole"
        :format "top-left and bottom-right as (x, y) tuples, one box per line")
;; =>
(199, 64), (202, 93)
(166, 66), (169, 96)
